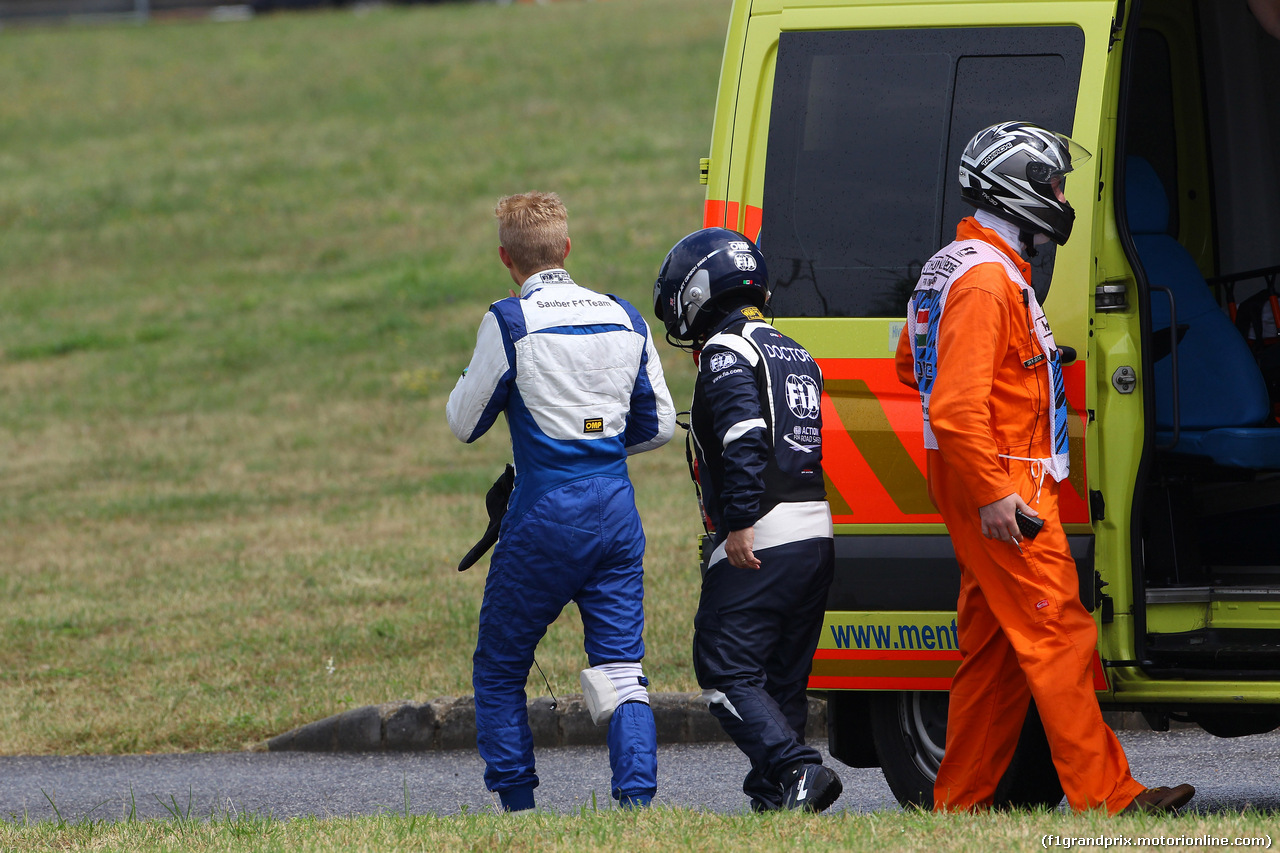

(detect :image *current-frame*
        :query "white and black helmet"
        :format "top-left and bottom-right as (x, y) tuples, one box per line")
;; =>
(959, 121), (1092, 246)
(653, 227), (769, 342)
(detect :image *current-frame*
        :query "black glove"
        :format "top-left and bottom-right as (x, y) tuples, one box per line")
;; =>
(457, 464), (515, 571)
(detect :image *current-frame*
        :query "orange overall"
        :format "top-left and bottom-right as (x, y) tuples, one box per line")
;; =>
(896, 217), (1146, 813)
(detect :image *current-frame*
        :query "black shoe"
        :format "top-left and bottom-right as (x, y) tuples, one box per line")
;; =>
(781, 763), (842, 813)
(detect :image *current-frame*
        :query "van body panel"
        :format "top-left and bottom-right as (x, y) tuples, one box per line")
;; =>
(703, 0), (1280, 770)
(816, 609), (1112, 693)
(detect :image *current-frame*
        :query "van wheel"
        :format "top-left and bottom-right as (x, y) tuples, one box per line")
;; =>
(868, 691), (1064, 809)
(868, 691), (946, 806)
(995, 701), (1066, 810)
(1192, 709), (1280, 738)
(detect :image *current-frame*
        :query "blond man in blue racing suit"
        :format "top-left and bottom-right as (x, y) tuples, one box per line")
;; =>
(447, 192), (675, 811)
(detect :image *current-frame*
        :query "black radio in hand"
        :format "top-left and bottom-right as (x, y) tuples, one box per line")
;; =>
(1014, 507), (1044, 540)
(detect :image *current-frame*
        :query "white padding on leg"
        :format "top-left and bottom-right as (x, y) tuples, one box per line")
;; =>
(580, 662), (649, 726)
(580, 668), (617, 726)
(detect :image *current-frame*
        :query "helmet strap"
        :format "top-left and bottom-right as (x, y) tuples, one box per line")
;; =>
(1019, 230), (1039, 258)
(665, 329), (696, 352)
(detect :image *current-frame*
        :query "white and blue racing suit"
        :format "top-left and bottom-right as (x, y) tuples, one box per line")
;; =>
(446, 269), (675, 805)
(689, 306), (835, 810)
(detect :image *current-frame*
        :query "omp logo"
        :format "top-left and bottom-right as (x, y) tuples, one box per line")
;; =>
(785, 374), (821, 419)
(583, 418), (604, 433)
(727, 241), (757, 271)
(708, 352), (738, 373)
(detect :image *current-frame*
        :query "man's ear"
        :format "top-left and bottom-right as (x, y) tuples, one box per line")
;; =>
(498, 245), (515, 271)
(562, 238), (571, 263)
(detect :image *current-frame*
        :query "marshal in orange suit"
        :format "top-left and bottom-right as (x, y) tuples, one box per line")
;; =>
(895, 121), (1193, 815)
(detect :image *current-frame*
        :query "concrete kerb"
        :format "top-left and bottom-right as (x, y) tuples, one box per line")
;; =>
(258, 696), (1165, 753)
(262, 693), (828, 753)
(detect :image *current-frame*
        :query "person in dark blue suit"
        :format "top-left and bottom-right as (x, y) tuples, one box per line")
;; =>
(654, 227), (841, 813)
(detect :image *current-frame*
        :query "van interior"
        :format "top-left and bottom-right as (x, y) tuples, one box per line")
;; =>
(1121, 0), (1280, 682)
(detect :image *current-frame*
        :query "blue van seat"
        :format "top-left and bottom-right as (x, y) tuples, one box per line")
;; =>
(1125, 156), (1280, 468)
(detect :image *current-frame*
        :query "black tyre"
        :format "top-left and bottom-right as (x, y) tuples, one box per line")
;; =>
(1193, 709), (1280, 739)
(995, 701), (1065, 809)
(868, 691), (1064, 810)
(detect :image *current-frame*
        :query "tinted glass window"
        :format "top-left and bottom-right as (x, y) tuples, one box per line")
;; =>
(1125, 29), (1179, 234)
(762, 28), (1085, 317)
(1197, 0), (1280, 273)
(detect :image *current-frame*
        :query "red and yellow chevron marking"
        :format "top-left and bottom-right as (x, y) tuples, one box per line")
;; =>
(702, 197), (1091, 524)
(809, 648), (961, 691)
(818, 357), (1090, 525)
(704, 200), (763, 242)
(808, 647), (1110, 693)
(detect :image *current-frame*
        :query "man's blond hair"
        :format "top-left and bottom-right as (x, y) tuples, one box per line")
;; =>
(495, 192), (570, 273)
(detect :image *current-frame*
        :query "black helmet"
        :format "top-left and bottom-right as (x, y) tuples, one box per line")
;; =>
(653, 228), (769, 342)
(958, 121), (1092, 246)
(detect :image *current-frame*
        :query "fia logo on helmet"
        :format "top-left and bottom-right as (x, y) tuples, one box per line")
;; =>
(727, 241), (757, 271)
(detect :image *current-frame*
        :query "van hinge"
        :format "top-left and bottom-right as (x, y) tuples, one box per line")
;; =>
(1096, 283), (1128, 312)
(699, 157), (710, 186)
(1110, 0), (1127, 51)
(1090, 489), (1106, 522)
(1093, 571), (1110, 618)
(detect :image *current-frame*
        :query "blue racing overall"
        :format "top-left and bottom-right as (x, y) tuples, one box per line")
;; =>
(447, 269), (675, 808)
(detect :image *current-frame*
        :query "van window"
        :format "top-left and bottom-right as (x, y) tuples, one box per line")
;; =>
(762, 27), (1085, 318)
(1198, 0), (1280, 275)
(1125, 29), (1180, 236)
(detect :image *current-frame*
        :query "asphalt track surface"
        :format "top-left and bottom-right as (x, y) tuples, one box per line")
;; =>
(2, 729), (1277, 823)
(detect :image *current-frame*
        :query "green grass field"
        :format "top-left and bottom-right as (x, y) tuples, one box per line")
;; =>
(3, 803), (1276, 851)
(0, 0), (719, 755)
(1, 1), (1275, 849)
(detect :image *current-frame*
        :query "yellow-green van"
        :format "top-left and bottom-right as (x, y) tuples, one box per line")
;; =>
(699, 0), (1280, 807)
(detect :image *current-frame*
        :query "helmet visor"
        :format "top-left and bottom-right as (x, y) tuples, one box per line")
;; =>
(1026, 133), (1092, 196)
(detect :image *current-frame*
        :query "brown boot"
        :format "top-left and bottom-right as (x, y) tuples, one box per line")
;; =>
(1121, 784), (1196, 814)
